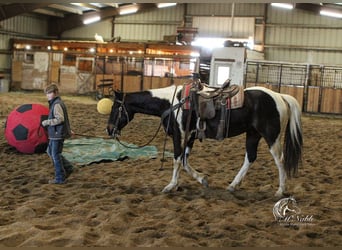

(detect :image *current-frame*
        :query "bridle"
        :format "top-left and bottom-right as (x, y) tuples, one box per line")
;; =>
(109, 94), (130, 139)
(109, 94), (164, 149)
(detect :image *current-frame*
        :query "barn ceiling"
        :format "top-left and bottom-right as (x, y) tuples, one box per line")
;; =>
(1, 2), (342, 37)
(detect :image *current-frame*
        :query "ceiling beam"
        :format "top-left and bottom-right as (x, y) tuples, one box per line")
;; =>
(48, 3), (157, 37)
(33, 8), (65, 18)
(71, 3), (101, 11)
(295, 3), (321, 14)
(48, 4), (83, 15)
(0, 3), (50, 21)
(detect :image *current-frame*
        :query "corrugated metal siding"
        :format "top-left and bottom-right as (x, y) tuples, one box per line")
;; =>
(113, 5), (183, 41)
(1, 15), (47, 36)
(62, 20), (112, 40)
(266, 48), (342, 66)
(114, 24), (177, 42)
(266, 6), (342, 65)
(63, 6), (184, 41)
(187, 3), (265, 16)
(193, 16), (255, 38)
(117, 5), (183, 22)
(0, 15), (48, 72)
(266, 27), (342, 48)
(268, 7), (342, 26)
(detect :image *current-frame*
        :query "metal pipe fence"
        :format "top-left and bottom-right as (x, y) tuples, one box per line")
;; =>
(245, 60), (342, 114)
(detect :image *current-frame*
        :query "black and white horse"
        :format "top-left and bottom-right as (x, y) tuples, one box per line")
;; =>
(107, 83), (303, 197)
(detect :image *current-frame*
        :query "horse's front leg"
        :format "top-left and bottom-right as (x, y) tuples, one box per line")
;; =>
(182, 143), (209, 188)
(162, 157), (182, 193)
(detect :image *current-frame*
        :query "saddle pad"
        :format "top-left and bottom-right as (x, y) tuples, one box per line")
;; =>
(181, 82), (192, 110)
(227, 86), (244, 109)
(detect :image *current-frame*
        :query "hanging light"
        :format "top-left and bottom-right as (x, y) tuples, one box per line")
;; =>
(320, 9), (342, 18)
(271, 3), (294, 10)
(157, 3), (177, 8)
(119, 5), (138, 15)
(83, 16), (100, 25)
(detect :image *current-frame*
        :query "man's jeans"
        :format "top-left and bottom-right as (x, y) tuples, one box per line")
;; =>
(47, 139), (73, 182)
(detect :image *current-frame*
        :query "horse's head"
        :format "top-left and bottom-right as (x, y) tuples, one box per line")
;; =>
(106, 91), (131, 138)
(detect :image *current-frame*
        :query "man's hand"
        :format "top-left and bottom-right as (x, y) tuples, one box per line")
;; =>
(42, 120), (49, 127)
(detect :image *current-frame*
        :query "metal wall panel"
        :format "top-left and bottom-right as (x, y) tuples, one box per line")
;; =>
(117, 4), (183, 22)
(62, 19), (113, 40)
(113, 5), (183, 41)
(266, 48), (342, 66)
(187, 3), (265, 17)
(268, 7), (342, 26)
(0, 15), (48, 72)
(62, 6), (183, 41)
(193, 16), (255, 38)
(265, 6), (342, 65)
(0, 15), (47, 36)
(114, 24), (178, 42)
(266, 27), (342, 48)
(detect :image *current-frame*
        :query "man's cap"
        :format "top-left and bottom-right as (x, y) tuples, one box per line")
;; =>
(45, 84), (59, 93)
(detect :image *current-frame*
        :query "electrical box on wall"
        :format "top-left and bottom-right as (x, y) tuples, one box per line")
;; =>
(209, 47), (246, 87)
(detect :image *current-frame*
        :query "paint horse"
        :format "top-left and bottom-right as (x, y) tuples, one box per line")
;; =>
(107, 82), (303, 197)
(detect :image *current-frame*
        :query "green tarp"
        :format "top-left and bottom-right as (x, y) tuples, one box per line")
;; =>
(63, 138), (161, 166)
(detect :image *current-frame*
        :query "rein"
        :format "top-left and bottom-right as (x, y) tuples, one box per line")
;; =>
(115, 123), (163, 149)
(111, 93), (163, 150)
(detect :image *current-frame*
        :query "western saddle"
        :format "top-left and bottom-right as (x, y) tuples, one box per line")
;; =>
(188, 79), (241, 141)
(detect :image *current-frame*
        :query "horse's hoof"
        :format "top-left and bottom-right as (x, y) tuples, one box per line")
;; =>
(227, 185), (235, 193)
(201, 176), (209, 188)
(274, 191), (284, 198)
(162, 187), (171, 193)
(162, 184), (175, 193)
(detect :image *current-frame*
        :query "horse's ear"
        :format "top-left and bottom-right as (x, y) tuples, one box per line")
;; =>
(114, 89), (123, 100)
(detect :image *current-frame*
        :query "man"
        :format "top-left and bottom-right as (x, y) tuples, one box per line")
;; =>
(42, 83), (73, 184)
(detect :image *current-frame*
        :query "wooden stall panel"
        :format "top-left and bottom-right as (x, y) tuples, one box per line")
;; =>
(173, 77), (188, 86)
(143, 76), (152, 90)
(321, 88), (342, 114)
(151, 77), (161, 89)
(76, 72), (94, 94)
(123, 75), (141, 92)
(21, 64), (34, 90)
(306, 87), (320, 113)
(50, 61), (60, 83)
(280, 85), (304, 108)
(59, 66), (77, 93)
(160, 77), (171, 88)
(12, 61), (22, 82)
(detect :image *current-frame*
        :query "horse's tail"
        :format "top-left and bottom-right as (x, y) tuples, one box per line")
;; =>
(281, 94), (303, 178)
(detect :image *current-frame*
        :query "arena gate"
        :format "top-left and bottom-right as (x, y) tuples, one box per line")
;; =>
(245, 61), (342, 115)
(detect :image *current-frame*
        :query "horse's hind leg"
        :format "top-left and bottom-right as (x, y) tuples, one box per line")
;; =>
(228, 131), (261, 192)
(269, 137), (286, 198)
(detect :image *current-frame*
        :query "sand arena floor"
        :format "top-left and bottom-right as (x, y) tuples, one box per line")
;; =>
(0, 91), (341, 247)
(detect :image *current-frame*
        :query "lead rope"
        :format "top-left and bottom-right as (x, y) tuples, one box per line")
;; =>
(115, 123), (162, 149)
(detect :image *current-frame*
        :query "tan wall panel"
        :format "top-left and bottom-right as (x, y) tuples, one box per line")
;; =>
(280, 85), (304, 108)
(321, 88), (342, 114)
(306, 87), (320, 112)
(123, 75), (141, 92)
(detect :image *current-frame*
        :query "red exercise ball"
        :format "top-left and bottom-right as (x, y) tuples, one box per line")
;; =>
(4, 103), (49, 154)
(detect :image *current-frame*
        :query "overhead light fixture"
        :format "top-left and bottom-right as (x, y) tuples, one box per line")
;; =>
(119, 5), (138, 15)
(271, 3), (294, 10)
(157, 3), (177, 8)
(83, 16), (100, 25)
(320, 9), (342, 18)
